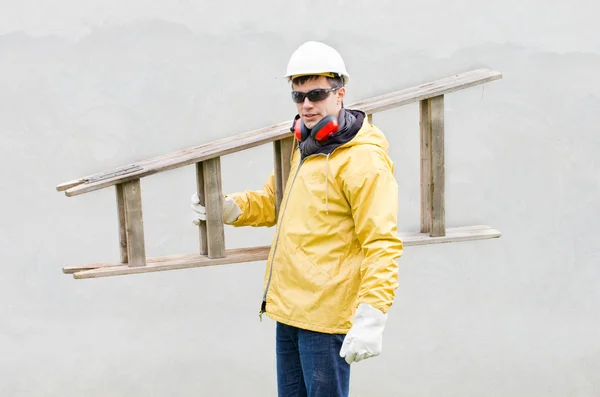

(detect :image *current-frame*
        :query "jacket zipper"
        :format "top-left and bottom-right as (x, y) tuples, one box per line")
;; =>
(258, 150), (337, 321)
(259, 157), (304, 320)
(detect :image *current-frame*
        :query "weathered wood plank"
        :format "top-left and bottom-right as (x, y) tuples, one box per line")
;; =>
(352, 69), (500, 114)
(273, 137), (294, 221)
(66, 225), (501, 278)
(195, 162), (208, 255)
(273, 140), (284, 218)
(115, 184), (128, 263)
(405, 224), (500, 245)
(56, 179), (85, 191)
(122, 179), (146, 267)
(71, 246), (270, 278)
(420, 99), (432, 234)
(64, 252), (196, 274)
(202, 157), (225, 258)
(279, 137), (294, 190)
(60, 69), (502, 197)
(430, 95), (445, 237)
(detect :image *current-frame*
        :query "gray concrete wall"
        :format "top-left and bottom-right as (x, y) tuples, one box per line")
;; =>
(1, 1), (599, 396)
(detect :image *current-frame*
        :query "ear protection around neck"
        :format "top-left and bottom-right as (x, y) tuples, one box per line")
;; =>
(292, 115), (339, 142)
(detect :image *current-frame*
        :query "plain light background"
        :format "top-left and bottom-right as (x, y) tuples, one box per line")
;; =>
(1, 1), (599, 396)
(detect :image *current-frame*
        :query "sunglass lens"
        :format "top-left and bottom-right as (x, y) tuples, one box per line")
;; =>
(307, 89), (330, 102)
(291, 89), (335, 103)
(291, 92), (305, 103)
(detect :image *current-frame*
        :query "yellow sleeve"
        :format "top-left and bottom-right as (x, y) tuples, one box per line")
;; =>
(343, 151), (403, 313)
(227, 170), (277, 228)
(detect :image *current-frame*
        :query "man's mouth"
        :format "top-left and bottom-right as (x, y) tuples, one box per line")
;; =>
(304, 114), (318, 120)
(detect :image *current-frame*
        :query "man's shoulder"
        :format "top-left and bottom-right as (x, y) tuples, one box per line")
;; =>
(334, 142), (394, 181)
(344, 142), (390, 164)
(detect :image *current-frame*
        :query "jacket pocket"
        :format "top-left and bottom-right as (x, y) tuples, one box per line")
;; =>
(295, 246), (332, 289)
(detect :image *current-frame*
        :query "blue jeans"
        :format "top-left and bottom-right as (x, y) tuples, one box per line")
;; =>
(276, 321), (350, 397)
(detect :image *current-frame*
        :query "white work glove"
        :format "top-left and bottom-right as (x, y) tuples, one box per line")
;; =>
(339, 303), (388, 364)
(190, 192), (242, 225)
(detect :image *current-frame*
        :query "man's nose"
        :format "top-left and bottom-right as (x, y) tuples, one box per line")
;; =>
(303, 97), (313, 108)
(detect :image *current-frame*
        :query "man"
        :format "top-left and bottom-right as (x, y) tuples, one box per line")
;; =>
(191, 41), (403, 397)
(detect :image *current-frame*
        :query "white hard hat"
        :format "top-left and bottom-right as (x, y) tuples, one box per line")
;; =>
(285, 41), (350, 84)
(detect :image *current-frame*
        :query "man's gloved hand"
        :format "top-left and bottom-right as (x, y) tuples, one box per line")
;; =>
(339, 303), (388, 364)
(190, 193), (242, 225)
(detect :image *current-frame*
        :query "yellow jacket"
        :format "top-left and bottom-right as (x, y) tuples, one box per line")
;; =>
(228, 116), (403, 334)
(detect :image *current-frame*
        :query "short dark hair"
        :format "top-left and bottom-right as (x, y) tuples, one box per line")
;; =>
(290, 74), (344, 89)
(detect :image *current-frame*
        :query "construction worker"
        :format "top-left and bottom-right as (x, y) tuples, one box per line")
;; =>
(191, 41), (403, 397)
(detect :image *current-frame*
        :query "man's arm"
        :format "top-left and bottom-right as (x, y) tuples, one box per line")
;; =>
(342, 149), (403, 313)
(339, 147), (403, 364)
(226, 170), (278, 228)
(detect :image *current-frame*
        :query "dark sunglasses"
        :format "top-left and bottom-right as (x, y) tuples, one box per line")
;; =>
(291, 87), (339, 103)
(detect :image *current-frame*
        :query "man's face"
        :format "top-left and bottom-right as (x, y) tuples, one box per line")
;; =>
(292, 76), (346, 129)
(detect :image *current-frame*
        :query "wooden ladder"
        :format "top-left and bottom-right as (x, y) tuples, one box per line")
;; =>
(57, 68), (503, 279)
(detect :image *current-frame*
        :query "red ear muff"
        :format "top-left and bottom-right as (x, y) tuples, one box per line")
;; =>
(293, 117), (307, 141)
(293, 115), (339, 142)
(311, 115), (338, 142)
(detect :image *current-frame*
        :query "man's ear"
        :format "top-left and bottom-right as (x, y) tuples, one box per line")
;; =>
(337, 87), (346, 102)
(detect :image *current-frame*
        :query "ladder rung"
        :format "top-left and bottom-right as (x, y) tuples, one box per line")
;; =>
(122, 179), (146, 267)
(273, 137), (294, 220)
(202, 157), (225, 258)
(420, 95), (445, 237)
(115, 184), (128, 263)
(195, 162), (208, 255)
